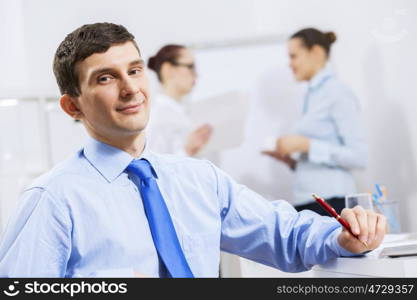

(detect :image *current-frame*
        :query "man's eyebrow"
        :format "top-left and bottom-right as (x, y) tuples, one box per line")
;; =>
(129, 59), (145, 66)
(89, 67), (114, 80)
(88, 59), (145, 81)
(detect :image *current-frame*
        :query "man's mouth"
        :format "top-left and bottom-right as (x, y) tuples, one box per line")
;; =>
(116, 100), (144, 114)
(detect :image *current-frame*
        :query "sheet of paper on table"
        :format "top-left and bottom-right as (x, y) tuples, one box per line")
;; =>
(366, 233), (417, 258)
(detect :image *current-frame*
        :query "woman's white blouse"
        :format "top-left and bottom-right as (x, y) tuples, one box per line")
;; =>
(146, 93), (192, 156)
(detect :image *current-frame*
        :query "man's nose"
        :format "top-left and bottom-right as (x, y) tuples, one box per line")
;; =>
(120, 76), (139, 98)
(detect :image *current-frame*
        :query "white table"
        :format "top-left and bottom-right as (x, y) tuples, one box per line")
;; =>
(223, 234), (417, 277)
(236, 255), (417, 277)
(312, 256), (417, 277)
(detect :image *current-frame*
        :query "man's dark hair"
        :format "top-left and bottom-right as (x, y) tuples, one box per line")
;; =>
(53, 22), (140, 97)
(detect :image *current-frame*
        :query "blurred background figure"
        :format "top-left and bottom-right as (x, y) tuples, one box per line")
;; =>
(263, 28), (367, 215)
(146, 45), (212, 156)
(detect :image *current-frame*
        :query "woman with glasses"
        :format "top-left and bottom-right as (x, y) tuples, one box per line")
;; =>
(147, 45), (212, 156)
(263, 28), (367, 216)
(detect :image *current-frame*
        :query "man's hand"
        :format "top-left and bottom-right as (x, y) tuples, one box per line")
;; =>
(338, 206), (387, 254)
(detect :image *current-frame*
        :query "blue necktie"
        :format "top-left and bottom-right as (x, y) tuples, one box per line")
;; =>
(127, 159), (194, 278)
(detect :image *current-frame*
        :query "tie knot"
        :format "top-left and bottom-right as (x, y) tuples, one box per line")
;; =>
(127, 159), (155, 180)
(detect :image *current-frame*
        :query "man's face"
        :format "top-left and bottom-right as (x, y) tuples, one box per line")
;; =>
(75, 41), (150, 141)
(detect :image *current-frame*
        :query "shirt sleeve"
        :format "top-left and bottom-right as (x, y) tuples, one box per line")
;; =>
(0, 188), (72, 277)
(308, 92), (368, 169)
(210, 164), (359, 273)
(0, 188), (137, 278)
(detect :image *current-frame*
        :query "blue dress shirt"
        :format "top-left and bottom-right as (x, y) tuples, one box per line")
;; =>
(0, 137), (355, 277)
(292, 64), (367, 205)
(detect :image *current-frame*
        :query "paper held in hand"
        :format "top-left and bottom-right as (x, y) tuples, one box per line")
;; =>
(186, 90), (250, 154)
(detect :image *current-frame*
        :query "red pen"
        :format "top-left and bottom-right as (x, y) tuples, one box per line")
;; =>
(312, 193), (367, 247)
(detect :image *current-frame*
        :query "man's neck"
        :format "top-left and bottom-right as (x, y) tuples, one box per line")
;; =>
(89, 130), (146, 158)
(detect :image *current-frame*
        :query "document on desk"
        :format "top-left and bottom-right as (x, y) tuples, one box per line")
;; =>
(186, 90), (249, 154)
(371, 233), (417, 258)
(379, 244), (417, 258)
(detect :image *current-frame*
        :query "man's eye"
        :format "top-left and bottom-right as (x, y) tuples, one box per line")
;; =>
(129, 68), (142, 75)
(98, 75), (113, 83)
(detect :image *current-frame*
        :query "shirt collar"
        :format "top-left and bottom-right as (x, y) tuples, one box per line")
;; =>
(83, 136), (157, 182)
(308, 63), (334, 90)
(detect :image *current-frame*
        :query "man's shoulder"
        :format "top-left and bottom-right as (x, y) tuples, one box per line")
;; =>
(148, 152), (218, 179)
(150, 151), (212, 168)
(26, 150), (89, 192)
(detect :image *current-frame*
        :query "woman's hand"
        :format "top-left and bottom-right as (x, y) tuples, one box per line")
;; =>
(276, 135), (310, 157)
(262, 134), (309, 166)
(185, 124), (213, 156)
(262, 150), (297, 170)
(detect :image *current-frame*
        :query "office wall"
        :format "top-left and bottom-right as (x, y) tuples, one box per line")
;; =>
(190, 44), (303, 202)
(0, 0), (258, 97)
(0, 0), (416, 231)
(256, 0), (417, 231)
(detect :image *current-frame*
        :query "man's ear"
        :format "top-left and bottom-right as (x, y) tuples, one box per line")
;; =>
(60, 94), (83, 121)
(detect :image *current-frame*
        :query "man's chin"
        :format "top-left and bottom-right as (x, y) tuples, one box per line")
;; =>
(118, 126), (147, 136)
(116, 117), (149, 133)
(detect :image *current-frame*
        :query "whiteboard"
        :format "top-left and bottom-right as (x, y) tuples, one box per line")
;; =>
(187, 42), (305, 202)
(191, 43), (290, 100)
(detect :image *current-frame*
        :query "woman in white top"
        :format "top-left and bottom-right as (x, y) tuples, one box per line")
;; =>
(147, 45), (212, 156)
(264, 28), (367, 215)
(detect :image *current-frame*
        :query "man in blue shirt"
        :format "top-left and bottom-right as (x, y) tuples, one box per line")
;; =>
(0, 23), (386, 277)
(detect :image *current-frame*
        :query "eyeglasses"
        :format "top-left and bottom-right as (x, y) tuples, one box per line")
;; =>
(170, 61), (196, 71)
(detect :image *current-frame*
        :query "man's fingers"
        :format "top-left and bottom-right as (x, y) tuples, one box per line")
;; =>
(353, 206), (368, 244)
(338, 209), (387, 254)
(340, 208), (360, 235)
(366, 214), (386, 249)
(376, 214), (387, 240)
(366, 211), (377, 245)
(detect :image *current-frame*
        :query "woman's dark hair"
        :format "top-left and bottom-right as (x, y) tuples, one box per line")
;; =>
(290, 28), (337, 56)
(147, 44), (185, 82)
